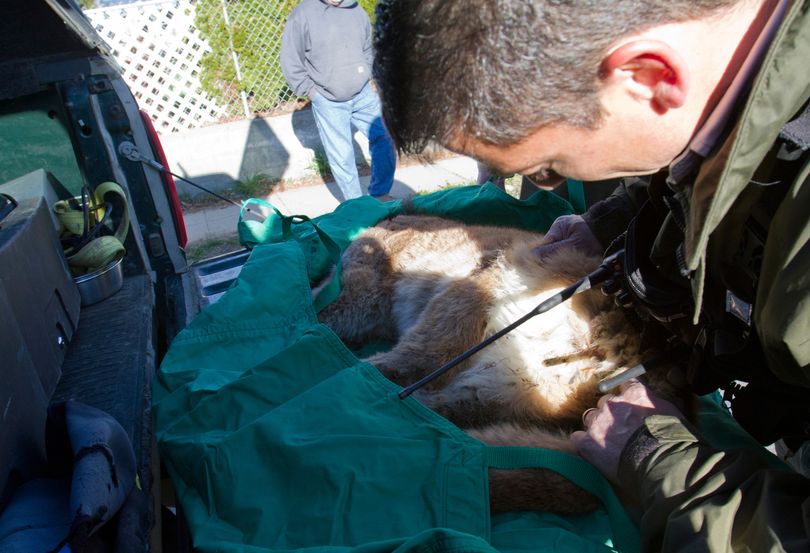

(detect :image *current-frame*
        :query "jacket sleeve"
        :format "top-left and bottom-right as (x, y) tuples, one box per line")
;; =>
(581, 177), (649, 249)
(280, 14), (315, 97)
(618, 415), (810, 552)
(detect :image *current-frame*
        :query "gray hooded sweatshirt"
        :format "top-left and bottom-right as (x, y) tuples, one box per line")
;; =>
(280, 0), (373, 102)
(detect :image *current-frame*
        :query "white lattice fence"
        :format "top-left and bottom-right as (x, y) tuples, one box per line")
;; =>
(85, 0), (299, 134)
(86, 0), (224, 133)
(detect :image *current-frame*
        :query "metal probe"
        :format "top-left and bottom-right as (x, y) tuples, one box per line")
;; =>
(596, 351), (684, 393)
(597, 364), (647, 393)
(398, 250), (625, 399)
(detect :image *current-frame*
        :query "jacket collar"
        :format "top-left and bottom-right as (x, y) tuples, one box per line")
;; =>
(680, 0), (810, 318)
(682, 0), (808, 269)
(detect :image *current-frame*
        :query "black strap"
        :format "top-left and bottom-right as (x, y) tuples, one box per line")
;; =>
(779, 99), (810, 151)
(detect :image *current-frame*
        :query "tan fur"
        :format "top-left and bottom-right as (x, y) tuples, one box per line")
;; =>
(317, 214), (686, 514)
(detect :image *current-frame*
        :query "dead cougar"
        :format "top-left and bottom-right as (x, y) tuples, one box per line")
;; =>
(317, 214), (687, 514)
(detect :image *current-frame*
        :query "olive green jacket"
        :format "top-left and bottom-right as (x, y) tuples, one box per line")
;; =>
(585, 1), (810, 386)
(684, 0), (810, 387)
(614, 1), (810, 550)
(620, 416), (810, 552)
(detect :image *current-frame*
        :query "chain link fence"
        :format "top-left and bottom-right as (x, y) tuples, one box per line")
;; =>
(192, 0), (300, 120)
(86, 0), (377, 133)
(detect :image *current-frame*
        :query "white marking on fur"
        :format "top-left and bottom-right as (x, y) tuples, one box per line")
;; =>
(419, 262), (616, 415)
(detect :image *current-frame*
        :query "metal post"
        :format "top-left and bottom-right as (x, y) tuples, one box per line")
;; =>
(220, 0), (251, 118)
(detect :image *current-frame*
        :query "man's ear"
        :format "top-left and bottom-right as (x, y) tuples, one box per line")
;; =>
(600, 40), (689, 115)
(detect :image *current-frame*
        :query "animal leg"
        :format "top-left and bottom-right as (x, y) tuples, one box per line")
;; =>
(317, 265), (396, 345)
(367, 279), (493, 389)
(467, 423), (601, 514)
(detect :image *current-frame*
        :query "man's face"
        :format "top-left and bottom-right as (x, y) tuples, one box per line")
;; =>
(449, 115), (685, 189)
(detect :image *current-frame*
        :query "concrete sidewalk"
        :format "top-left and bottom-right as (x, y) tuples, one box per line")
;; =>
(183, 155), (479, 245)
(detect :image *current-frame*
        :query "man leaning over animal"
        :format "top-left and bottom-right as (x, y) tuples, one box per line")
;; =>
(372, 0), (810, 551)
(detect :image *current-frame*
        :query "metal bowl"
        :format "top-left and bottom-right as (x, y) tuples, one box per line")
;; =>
(73, 256), (124, 306)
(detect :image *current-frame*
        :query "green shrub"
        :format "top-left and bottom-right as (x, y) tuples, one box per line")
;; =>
(357, 0), (378, 21)
(195, 0), (378, 116)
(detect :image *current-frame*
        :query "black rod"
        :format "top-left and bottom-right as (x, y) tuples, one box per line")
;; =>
(397, 250), (623, 399)
(136, 153), (259, 214)
(168, 170), (243, 208)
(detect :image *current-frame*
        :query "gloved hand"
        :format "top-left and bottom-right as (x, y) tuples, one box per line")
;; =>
(570, 380), (685, 482)
(534, 214), (603, 259)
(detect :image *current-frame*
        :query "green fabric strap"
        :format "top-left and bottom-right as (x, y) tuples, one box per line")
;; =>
(280, 213), (344, 312)
(238, 198), (344, 310)
(485, 447), (640, 553)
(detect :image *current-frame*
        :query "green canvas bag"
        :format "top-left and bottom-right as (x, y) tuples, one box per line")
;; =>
(156, 185), (778, 552)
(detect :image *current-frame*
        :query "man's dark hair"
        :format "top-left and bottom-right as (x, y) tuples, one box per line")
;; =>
(373, 0), (741, 153)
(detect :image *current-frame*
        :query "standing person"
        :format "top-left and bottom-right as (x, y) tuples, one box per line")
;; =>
(475, 162), (507, 190)
(281, 0), (396, 201)
(373, 0), (810, 550)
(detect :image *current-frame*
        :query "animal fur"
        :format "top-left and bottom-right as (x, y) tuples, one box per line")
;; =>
(317, 214), (687, 514)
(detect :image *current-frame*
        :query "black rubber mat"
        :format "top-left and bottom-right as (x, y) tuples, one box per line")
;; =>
(51, 273), (156, 551)
(52, 274), (154, 454)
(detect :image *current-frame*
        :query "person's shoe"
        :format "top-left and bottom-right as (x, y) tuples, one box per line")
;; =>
(371, 193), (397, 203)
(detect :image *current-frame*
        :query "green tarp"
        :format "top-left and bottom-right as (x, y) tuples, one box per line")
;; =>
(154, 185), (776, 552)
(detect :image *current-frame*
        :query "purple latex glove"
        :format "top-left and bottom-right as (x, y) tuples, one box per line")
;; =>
(570, 380), (685, 482)
(534, 214), (603, 259)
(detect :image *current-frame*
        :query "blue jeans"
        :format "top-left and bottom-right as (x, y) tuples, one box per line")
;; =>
(309, 82), (396, 200)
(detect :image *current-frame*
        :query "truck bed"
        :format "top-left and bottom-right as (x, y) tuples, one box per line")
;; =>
(51, 274), (157, 551)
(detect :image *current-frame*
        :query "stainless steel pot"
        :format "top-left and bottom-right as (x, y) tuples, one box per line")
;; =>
(73, 256), (124, 306)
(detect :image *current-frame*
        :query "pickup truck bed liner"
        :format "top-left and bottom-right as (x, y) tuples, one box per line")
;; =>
(53, 274), (154, 451)
(51, 274), (156, 550)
